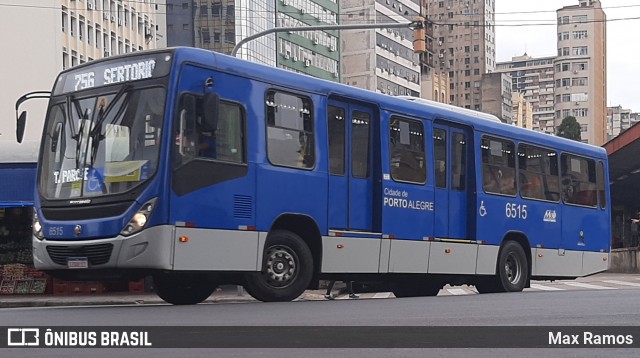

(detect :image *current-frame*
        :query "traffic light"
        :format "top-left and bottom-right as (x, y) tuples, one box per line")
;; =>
(413, 17), (426, 53)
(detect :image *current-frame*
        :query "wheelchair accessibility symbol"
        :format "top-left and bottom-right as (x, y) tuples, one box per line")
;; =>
(479, 201), (487, 217)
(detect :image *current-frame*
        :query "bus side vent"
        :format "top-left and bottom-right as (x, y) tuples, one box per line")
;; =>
(233, 195), (253, 219)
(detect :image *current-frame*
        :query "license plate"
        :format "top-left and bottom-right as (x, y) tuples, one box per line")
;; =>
(67, 257), (89, 269)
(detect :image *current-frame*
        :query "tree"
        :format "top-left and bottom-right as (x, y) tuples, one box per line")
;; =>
(556, 116), (581, 141)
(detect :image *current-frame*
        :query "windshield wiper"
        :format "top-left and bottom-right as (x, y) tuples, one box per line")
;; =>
(88, 85), (133, 165)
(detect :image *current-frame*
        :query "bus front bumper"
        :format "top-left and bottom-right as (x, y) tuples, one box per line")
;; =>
(32, 225), (174, 271)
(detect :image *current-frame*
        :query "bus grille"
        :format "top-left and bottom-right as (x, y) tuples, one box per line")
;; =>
(46, 244), (114, 266)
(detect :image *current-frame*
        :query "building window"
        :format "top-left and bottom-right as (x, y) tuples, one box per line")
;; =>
(572, 77), (588, 86)
(389, 117), (426, 183)
(572, 15), (588, 23)
(266, 91), (314, 169)
(573, 46), (588, 56)
(573, 30), (588, 39)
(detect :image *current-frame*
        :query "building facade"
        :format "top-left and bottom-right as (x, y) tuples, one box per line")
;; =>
(167, 0), (276, 66)
(341, 0), (421, 96)
(555, 0), (606, 145)
(62, 0), (164, 69)
(511, 92), (533, 130)
(607, 106), (639, 140)
(276, 0), (340, 81)
(427, 0), (496, 109)
(495, 54), (555, 134)
(480, 72), (512, 123)
(0, 0), (163, 145)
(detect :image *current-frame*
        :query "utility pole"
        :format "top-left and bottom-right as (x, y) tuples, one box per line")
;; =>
(231, 21), (426, 58)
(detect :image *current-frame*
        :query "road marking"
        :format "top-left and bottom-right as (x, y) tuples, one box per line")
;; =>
(372, 292), (393, 299)
(530, 284), (565, 291)
(562, 282), (617, 290)
(602, 280), (640, 288)
(446, 288), (471, 295)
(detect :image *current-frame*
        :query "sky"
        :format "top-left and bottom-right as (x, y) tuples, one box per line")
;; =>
(495, 0), (640, 111)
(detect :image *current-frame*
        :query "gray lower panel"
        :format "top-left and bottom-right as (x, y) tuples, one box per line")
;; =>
(32, 225), (175, 271)
(321, 236), (381, 273)
(476, 245), (499, 275)
(533, 248), (582, 277)
(582, 251), (609, 275)
(388, 240), (430, 273)
(173, 228), (259, 271)
(428, 242), (478, 274)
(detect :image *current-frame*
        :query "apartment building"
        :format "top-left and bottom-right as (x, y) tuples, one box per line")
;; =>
(512, 92), (533, 130)
(341, 0), (421, 96)
(276, 0), (340, 82)
(480, 72), (512, 123)
(62, 0), (164, 69)
(0, 0), (163, 144)
(607, 106), (639, 140)
(555, 0), (606, 145)
(495, 54), (556, 134)
(427, 0), (496, 109)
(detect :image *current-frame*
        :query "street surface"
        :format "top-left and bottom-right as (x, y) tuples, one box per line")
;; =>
(1, 273), (639, 357)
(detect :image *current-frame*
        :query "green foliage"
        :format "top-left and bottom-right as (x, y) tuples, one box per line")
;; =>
(556, 116), (581, 141)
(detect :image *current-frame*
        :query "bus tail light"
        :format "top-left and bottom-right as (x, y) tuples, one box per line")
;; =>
(121, 198), (157, 237)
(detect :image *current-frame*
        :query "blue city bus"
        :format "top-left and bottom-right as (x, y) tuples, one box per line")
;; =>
(16, 47), (610, 304)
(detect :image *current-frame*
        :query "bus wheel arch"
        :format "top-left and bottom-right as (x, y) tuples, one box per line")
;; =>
(476, 232), (531, 293)
(269, 213), (322, 289)
(243, 214), (321, 302)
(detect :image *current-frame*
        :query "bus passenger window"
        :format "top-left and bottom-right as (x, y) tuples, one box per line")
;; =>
(517, 144), (559, 202)
(389, 117), (426, 183)
(481, 136), (515, 196)
(561, 154), (597, 207)
(433, 129), (446, 188)
(266, 91), (314, 169)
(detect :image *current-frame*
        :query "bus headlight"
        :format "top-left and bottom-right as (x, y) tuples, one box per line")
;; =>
(121, 198), (157, 237)
(33, 209), (44, 240)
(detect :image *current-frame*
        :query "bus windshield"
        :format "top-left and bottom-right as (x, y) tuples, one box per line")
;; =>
(39, 86), (166, 200)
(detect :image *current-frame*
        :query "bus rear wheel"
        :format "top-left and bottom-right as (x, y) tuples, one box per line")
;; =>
(153, 273), (217, 305)
(476, 241), (528, 293)
(392, 278), (442, 298)
(244, 230), (313, 302)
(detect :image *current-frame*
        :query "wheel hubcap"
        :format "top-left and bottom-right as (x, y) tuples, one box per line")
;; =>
(264, 245), (298, 288)
(505, 252), (522, 284)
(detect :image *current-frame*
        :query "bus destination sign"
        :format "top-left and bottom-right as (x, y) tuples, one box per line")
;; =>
(54, 52), (172, 94)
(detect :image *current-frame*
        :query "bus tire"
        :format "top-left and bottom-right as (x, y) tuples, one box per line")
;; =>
(392, 279), (442, 298)
(153, 273), (217, 305)
(244, 230), (313, 302)
(476, 241), (528, 293)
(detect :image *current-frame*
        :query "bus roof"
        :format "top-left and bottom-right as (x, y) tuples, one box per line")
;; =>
(111, 47), (609, 161)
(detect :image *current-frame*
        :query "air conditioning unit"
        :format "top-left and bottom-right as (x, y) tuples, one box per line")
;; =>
(400, 34), (405, 40)
(573, 70), (578, 74)
(87, 2), (94, 10)
(118, 19), (122, 26)
(104, 51), (110, 57)
(575, 102), (580, 105)
(438, 41), (443, 45)
(293, 56), (298, 62)
(284, 53), (290, 60)
(333, 72), (339, 78)
(566, 86), (570, 89)
(111, 15), (116, 23)
(304, 59), (311, 67)
(103, 13), (109, 20)
(300, 8), (305, 14)
(439, 53), (444, 58)
(313, 37), (319, 45)
(329, 44), (336, 52)
(387, 28), (392, 33)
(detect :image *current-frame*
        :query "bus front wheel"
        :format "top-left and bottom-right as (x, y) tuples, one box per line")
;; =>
(153, 273), (217, 305)
(244, 230), (313, 302)
(476, 241), (528, 293)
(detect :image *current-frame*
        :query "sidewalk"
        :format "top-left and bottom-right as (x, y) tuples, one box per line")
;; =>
(0, 285), (328, 309)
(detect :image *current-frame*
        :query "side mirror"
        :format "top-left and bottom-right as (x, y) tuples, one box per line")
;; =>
(16, 111), (27, 143)
(178, 95), (197, 156)
(203, 92), (219, 132)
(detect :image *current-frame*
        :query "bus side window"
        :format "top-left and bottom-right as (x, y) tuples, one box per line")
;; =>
(481, 136), (515, 196)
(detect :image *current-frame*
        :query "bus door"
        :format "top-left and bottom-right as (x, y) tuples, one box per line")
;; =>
(327, 100), (376, 232)
(433, 123), (472, 239)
